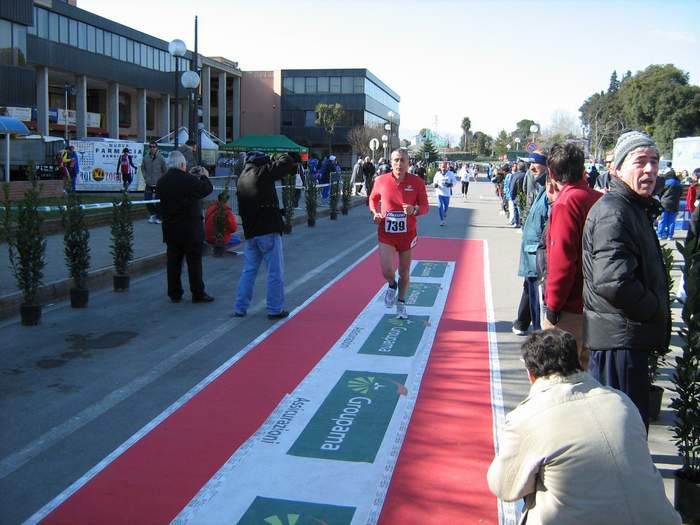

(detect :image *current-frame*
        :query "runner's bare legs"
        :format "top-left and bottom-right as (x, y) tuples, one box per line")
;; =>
(378, 242), (412, 301)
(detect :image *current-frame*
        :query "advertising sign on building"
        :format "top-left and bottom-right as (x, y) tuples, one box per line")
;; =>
(72, 140), (144, 191)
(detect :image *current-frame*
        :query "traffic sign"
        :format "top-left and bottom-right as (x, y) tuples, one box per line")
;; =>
(369, 138), (380, 151)
(526, 142), (538, 153)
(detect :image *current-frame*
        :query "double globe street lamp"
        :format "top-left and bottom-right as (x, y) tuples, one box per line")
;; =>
(168, 39), (199, 150)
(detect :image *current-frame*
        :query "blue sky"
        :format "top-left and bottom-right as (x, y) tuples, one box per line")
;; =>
(79, 0), (700, 140)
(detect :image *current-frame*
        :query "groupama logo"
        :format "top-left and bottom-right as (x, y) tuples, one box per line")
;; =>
(347, 376), (408, 396)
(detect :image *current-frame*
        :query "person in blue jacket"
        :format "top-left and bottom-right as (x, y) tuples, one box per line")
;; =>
(657, 171), (681, 239)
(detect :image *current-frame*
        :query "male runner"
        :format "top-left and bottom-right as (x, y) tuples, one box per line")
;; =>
(370, 148), (429, 319)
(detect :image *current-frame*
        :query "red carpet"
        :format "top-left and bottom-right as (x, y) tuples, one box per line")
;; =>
(39, 238), (497, 524)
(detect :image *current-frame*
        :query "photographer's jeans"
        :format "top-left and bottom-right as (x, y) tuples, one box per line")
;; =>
(144, 185), (160, 219)
(234, 233), (284, 315)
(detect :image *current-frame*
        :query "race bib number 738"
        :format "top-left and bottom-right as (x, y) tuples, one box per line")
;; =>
(384, 211), (407, 233)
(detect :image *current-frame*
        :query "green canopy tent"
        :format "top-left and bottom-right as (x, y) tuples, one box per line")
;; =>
(220, 134), (308, 156)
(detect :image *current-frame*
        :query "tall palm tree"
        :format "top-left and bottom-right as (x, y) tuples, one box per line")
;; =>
(461, 117), (471, 152)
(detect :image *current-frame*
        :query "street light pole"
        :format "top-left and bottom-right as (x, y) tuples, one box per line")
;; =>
(169, 39), (187, 148)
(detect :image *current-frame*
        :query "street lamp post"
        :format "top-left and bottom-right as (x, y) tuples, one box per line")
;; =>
(181, 70), (201, 152)
(63, 82), (75, 145)
(381, 134), (389, 160)
(529, 124), (539, 145)
(387, 110), (394, 149)
(514, 137), (521, 152)
(384, 122), (391, 155)
(169, 39), (187, 148)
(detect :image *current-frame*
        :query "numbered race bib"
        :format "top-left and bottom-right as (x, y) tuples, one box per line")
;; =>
(384, 211), (407, 234)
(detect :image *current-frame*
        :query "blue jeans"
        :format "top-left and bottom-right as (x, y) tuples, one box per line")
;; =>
(144, 185), (160, 218)
(234, 233), (284, 315)
(438, 195), (450, 221)
(657, 210), (677, 239)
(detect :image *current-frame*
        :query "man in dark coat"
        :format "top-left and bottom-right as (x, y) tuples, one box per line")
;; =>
(155, 150), (214, 303)
(582, 131), (668, 430)
(362, 156), (376, 200)
(233, 152), (298, 319)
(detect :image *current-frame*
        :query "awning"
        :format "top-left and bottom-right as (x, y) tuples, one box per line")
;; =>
(220, 134), (308, 154)
(0, 116), (30, 135)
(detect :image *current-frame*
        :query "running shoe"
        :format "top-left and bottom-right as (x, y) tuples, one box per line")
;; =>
(511, 324), (527, 336)
(384, 286), (397, 307)
(396, 301), (408, 319)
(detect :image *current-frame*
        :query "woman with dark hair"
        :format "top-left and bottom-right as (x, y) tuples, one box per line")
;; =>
(116, 147), (137, 191)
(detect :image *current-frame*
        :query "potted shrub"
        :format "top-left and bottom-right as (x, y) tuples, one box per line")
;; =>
(305, 174), (318, 227)
(648, 244), (675, 419)
(329, 176), (339, 220)
(110, 191), (134, 291)
(62, 191), (91, 307)
(282, 173), (294, 234)
(341, 172), (351, 215)
(670, 234), (700, 522)
(2, 176), (46, 325)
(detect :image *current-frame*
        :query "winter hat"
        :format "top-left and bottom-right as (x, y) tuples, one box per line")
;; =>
(245, 151), (270, 166)
(329, 155), (337, 161)
(613, 131), (658, 171)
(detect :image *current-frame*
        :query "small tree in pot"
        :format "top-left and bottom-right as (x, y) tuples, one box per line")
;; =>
(212, 193), (229, 257)
(305, 174), (318, 227)
(671, 233), (700, 522)
(341, 172), (351, 215)
(2, 175), (46, 325)
(329, 175), (339, 220)
(110, 191), (133, 291)
(282, 172), (295, 234)
(62, 191), (91, 307)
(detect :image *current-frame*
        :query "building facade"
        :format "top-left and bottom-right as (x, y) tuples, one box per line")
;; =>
(0, 0), (241, 145)
(240, 70), (281, 137)
(280, 68), (400, 167)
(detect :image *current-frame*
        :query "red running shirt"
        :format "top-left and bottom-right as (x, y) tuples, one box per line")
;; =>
(369, 172), (429, 237)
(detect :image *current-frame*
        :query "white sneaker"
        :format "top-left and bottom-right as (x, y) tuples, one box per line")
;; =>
(384, 286), (397, 308)
(155, 218), (162, 224)
(396, 301), (408, 319)
(148, 215), (156, 223)
(440, 220), (445, 226)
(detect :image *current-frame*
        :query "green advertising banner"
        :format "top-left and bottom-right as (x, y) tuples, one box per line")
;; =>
(358, 315), (429, 357)
(288, 371), (407, 463)
(236, 496), (355, 525)
(411, 261), (448, 278)
(404, 282), (441, 307)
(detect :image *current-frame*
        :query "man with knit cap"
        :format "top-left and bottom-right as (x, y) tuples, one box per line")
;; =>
(582, 130), (668, 430)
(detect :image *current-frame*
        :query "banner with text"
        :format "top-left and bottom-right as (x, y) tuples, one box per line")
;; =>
(72, 140), (144, 191)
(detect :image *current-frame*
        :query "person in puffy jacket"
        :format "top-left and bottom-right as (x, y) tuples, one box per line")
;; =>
(582, 131), (668, 430)
(657, 171), (681, 239)
(204, 192), (240, 253)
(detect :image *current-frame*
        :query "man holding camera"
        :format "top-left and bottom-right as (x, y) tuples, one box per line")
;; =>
(233, 152), (299, 320)
(369, 148), (429, 319)
(156, 151), (214, 303)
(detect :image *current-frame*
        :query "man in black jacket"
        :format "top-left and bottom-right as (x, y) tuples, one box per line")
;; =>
(156, 150), (214, 303)
(233, 152), (298, 319)
(582, 131), (668, 430)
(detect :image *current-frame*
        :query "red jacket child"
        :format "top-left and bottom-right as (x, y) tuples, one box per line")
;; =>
(205, 201), (238, 245)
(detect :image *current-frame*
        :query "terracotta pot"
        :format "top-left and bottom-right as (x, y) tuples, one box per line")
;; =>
(20, 303), (41, 326)
(113, 274), (130, 292)
(649, 384), (664, 421)
(70, 287), (89, 308)
(674, 469), (700, 522)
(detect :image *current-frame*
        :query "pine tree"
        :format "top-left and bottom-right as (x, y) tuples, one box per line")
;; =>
(608, 70), (619, 93)
(419, 138), (439, 163)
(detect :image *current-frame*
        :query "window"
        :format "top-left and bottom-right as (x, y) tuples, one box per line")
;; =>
(112, 33), (119, 59)
(293, 77), (305, 94)
(162, 51), (169, 71)
(354, 77), (364, 94)
(78, 22), (87, 49)
(133, 40), (139, 64)
(0, 20), (11, 65)
(58, 16), (68, 44)
(118, 92), (131, 128)
(282, 77), (293, 95)
(317, 77), (329, 93)
(125, 40), (132, 63)
(104, 31), (111, 56)
(48, 12), (59, 42)
(87, 25), (95, 52)
(146, 98), (155, 130)
(28, 7), (37, 35)
(37, 8), (48, 39)
(140, 43), (147, 67)
(305, 77), (317, 94)
(147, 46), (154, 69)
(329, 77), (341, 93)
(13, 24), (27, 65)
(119, 36), (126, 60)
(304, 110), (316, 127)
(341, 77), (353, 94)
(68, 19), (77, 47)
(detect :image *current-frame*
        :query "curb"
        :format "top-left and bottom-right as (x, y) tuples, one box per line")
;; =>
(0, 198), (368, 321)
